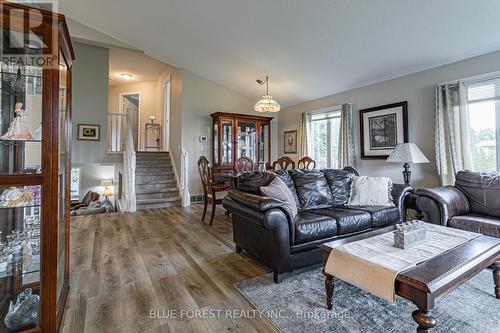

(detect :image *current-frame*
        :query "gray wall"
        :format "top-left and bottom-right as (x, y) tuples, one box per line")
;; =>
(72, 42), (109, 164)
(71, 42), (113, 199)
(279, 50), (500, 188)
(181, 70), (278, 195)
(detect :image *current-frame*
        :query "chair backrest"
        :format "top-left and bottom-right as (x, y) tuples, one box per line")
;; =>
(298, 156), (316, 170)
(272, 156), (295, 170)
(236, 156), (254, 173)
(197, 156), (211, 193)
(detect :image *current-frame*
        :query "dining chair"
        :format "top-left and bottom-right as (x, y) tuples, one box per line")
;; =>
(271, 156), (295, 171)
(236, 156), (254, 174)
(298, 156), (316, 170)
(197, 156), (229, 225)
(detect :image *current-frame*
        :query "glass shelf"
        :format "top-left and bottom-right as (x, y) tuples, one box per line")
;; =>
(0, 139), (42, 144)
(0, 202), (41, 210)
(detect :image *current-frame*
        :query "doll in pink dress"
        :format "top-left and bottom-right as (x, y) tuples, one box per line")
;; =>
(1, 102), (33, 140)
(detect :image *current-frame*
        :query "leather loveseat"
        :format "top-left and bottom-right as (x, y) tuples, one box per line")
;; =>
(222, 168), (412, 283)
(416, 170), (500, 238)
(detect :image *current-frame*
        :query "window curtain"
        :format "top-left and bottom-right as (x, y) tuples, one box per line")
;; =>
(434, 82), (473, 185)
(300, 112), (311, 157)
(338, 103), (355, 168)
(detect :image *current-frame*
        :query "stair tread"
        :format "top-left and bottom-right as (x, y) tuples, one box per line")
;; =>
(136, 188), (178, 194)
(137, 196), (180, 204)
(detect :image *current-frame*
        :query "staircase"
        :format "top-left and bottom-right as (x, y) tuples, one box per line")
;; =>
(134, 152), (181, 210)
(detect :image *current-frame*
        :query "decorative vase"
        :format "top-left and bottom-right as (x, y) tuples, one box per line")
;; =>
(4, 288), (40, 330)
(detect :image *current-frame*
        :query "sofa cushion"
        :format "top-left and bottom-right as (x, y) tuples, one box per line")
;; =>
(289, 169), (333, 209)
(294, 212), (338, 244)
(347, 205), (401, 227)
(321, 169), (355, 205)
(448, 214), (500, 238)
(260, 177), (298, 218)
(236, 171), (276, 195)
(307, 207), (372, 235)
(348, 176), (394, 206)
(274, 169), (302, 211)
(455, 171), (500, 218)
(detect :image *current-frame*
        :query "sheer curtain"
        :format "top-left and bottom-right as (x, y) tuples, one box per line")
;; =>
(338, 103), (355, 168)
(435, 82), (473, 185)
(300, 112), (311, 157)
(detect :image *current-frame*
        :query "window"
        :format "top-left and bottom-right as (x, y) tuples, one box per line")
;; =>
(70, 167), (81, 200)
(467, 77), (500, 171)
(309, 107), (341, 169)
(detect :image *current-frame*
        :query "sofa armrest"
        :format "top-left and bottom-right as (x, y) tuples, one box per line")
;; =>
(415, 187), (470, 226)
(227, 189), (290, 215)
(391, 183), (413, 221)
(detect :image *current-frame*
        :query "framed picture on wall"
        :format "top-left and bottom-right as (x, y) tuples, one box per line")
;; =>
(77, 124), (100, 141)
(284, 130), (297, 154)
(360, 101), (408, 159)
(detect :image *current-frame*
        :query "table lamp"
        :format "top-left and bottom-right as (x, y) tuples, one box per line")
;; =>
(386, 143), (429, 185)
(100, 180), (113, 199)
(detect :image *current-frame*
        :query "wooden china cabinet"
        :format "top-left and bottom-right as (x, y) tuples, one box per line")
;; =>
(0, 2), (74, 332)
(211, 112), (273, 171)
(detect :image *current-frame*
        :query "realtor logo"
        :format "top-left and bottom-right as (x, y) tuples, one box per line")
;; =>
(0, 1), (60, 68)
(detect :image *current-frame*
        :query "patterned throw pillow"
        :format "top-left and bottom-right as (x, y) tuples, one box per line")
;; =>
(260, 177), (298, 218)
(347, 176), (394, 206)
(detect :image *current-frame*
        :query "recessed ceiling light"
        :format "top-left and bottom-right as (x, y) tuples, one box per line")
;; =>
(121, 73), (133, 80)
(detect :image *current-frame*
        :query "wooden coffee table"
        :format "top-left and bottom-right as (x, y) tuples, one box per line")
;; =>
(319, 227), (500, 333)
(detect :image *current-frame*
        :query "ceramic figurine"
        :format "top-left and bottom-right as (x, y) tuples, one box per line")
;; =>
(4, 289), (39, 330)
(0, 187), (33, 207)
(1, 102), (34, 140)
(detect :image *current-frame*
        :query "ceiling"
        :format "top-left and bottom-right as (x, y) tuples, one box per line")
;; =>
(108, 47), (168, 85)
(60, 0), (500, 107)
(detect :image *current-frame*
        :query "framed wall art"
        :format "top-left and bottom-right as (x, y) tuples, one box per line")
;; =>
(283, 130), (297, 154)
(77, 124), (101, 141)
(359, 101), (408, 159)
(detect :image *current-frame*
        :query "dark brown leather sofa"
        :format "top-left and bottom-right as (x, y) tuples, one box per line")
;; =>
(222, 168), (412, 283)
(416, 170), (500, 238)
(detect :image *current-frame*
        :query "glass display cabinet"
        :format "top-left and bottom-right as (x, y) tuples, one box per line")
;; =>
(0, 2), (74, 332)
(211, 112), (273, 171)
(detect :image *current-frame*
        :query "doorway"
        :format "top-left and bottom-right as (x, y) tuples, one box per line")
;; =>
(120, 93), (139, 151)
(163, 76), (171, 152)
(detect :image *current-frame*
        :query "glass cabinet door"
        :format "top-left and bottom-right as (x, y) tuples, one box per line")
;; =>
(0, 62), (43, 175)
(56, 53), (69, 312)
(259, 122), (270, 163)
(221, 117), (233, 165)
(213, 121), (219, 165)
(237, 120), (257, 161)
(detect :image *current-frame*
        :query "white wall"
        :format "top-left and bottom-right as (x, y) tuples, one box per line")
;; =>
(108, 81), (158, 150)
(279, 50), (500, 188)
(181, 70), (279, 195)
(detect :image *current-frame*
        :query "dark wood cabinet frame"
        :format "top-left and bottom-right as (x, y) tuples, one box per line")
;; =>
(210, 112), (273, 171)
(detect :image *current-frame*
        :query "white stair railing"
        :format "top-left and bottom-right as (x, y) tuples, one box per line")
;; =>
(122, 115), (137, 212)
(180, 149), (190, 207)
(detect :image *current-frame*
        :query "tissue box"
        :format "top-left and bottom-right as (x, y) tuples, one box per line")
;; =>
(393, 224), (427, 249)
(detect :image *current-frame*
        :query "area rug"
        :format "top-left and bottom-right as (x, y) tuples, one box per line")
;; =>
(234, 266), (499, 333)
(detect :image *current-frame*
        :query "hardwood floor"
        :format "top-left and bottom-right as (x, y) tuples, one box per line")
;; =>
(61, 205), (278, 333)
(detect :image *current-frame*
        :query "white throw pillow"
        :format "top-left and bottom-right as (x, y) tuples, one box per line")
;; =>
(260, 177), (298, 218)
(347, 176), (394, 206)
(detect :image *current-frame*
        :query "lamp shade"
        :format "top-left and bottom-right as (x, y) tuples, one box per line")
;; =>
(103, 188), (113, 197)
(386, 143), (430, 164)
(254, 95), (280, 113)
(100, 180), (113, 187)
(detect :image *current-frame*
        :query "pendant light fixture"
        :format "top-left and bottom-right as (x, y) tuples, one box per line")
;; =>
(254, 76), (280, 113)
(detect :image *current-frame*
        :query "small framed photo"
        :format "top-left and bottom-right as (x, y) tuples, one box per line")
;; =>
(284, 130), (297, 154)
(77, 124), (100, 141)
(360, 101), (408, 159)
